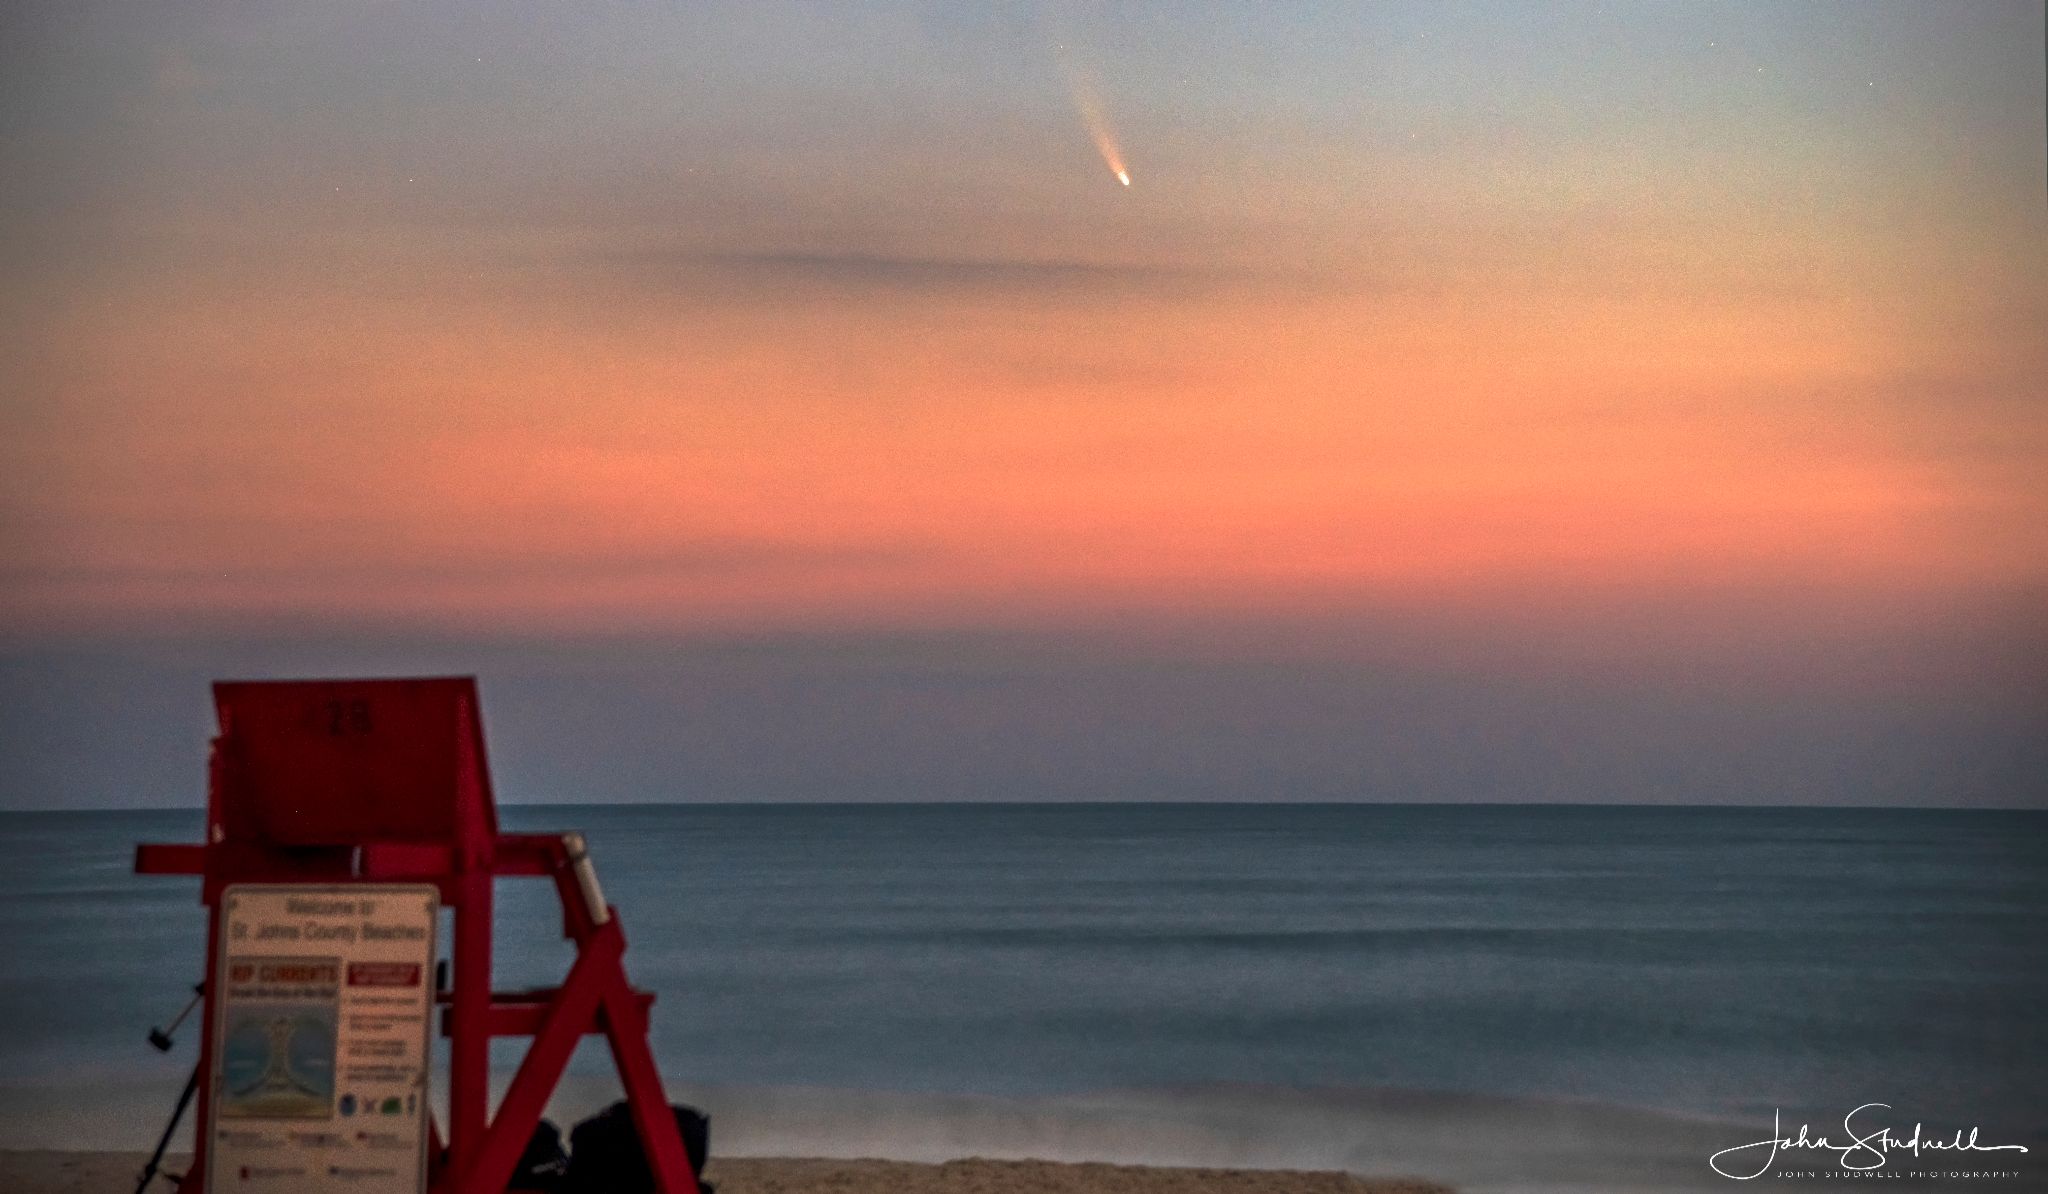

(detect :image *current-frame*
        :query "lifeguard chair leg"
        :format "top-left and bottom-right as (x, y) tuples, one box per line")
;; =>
(601, 970), (698, 1194)
(451, 938), (611, 1194)
(184, 909), (226, 1191)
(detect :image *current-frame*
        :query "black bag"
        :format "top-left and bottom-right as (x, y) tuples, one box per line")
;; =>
(566, 1100), (712, 1194)
(513, 1118), (570, 1193)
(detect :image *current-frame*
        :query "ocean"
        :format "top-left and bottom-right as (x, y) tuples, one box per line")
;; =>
(0, 803), (2041, 1192)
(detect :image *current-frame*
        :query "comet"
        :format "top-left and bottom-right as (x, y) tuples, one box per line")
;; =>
(1055, 40), (1130, 187)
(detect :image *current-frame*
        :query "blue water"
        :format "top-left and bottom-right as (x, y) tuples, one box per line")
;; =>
(0, 804), (2042, 1189)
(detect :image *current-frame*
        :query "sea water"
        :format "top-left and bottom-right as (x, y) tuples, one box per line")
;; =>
(0, 804), (2041, 1191)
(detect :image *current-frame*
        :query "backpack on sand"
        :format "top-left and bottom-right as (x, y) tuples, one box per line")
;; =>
(566, 1100), (712, 1194)
(512, 1119), (570, 1193)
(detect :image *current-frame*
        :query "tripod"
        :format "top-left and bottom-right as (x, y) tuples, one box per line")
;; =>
(134, 1067), (198, 1194)
(136, 984), (203, 1193)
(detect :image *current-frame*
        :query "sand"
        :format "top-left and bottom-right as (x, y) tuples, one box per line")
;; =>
(1, 1150), (1455, 1193)
(709, 1158), (1455, 1194)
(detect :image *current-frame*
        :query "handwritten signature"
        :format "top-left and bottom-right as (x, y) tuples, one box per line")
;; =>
(1710, 1104), (2029, 1180)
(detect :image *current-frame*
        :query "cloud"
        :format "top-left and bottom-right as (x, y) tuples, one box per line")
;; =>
(565, 244), (1248, 300)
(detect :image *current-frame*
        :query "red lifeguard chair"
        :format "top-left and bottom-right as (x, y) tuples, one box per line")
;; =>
(136, 677), (699, 1194)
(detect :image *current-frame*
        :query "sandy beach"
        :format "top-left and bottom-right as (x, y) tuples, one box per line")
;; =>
(1, 1151), (1454, 1194)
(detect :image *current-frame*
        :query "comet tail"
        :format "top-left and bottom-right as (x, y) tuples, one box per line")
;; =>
(1057, 44), (1130, 187)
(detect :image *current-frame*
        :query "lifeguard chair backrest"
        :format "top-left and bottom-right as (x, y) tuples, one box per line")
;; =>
(211, 676), (498, 849)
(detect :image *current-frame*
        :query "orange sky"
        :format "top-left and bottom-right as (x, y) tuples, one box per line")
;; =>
(11, 219), (2040, 638)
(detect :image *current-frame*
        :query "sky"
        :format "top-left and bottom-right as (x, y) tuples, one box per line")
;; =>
(2, 1), (2044, 809)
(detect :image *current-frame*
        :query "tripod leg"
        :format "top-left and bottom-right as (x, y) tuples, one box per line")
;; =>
(135, 1066), (200, 1194)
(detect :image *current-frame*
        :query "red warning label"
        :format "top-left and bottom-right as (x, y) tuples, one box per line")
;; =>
(346, 962), (422, 987)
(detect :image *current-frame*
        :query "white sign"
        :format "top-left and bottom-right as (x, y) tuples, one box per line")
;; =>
(209, 885), (437, 1194)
